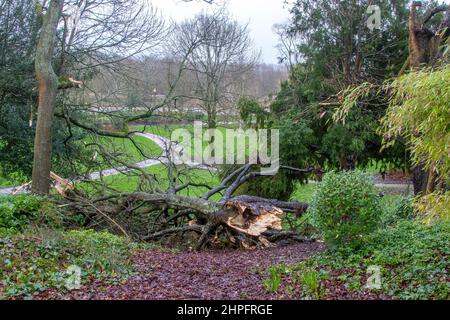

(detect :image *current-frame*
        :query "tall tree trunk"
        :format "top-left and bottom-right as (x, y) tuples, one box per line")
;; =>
(31, 0), (63, 195)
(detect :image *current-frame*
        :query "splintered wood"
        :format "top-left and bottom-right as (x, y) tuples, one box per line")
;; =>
(224, 200), (283, 237)
(12, 172), (74, 196)
(50, 172), (74, 195)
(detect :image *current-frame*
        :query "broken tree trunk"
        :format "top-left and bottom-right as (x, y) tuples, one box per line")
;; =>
(64, 165), (313, 250)
(409, 1), (449, 68)
(129, 193), (309, 250)
(13, 172), (73, 196)
(223, 195), (307, 237)
(66, 191), (310, 250)
(224, 199), (283, 237)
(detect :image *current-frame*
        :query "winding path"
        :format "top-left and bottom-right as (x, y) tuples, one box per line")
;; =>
(0, 132), (412, 195)
(0, 133), (207, 195)
(86, 133), (177, 181)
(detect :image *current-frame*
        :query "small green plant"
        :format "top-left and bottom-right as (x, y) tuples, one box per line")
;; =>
(309, 170), (383, 248)
(301, 269), (321, 299)
(298, 220), (449, 299)
(291, 264), (328, 299)
(263, 265), (286, 293)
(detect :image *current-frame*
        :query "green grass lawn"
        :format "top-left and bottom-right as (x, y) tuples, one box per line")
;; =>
(133, 124), (174, 138)
(290, 183), (317, 202)
(84, 133), (162, 169)
(80, 124), (412, 203)
(78, 164), (222, 200)
(83, 124), (265, 196)
(134, 124), (256, 161)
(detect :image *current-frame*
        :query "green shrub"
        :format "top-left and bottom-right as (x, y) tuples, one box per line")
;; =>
(0, 229), (135, 298)
(381, 195), (415, 226)
(309, 170), (383, 247)
(309, 220), (449, 299)
(63, 229), (133, 274)
(265, 220), (449, 299)
(0, 195), (62, 233)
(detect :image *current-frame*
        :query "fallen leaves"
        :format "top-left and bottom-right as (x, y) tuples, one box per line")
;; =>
(35, 243), (323, 300)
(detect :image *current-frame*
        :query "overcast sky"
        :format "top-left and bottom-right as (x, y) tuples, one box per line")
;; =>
(150, 0), (450, 64)
(150, 0), (291, 65)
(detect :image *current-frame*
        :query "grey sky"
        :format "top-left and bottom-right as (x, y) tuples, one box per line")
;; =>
(150, 0), (450, 64)
(150, 0), (291, 65)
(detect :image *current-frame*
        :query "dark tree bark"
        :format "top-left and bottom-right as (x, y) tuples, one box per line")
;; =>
(409, 1), (449, 68)
(408, 1), (449, 195)
(31, 0), (63, 195)
(412, 163), (429, 195)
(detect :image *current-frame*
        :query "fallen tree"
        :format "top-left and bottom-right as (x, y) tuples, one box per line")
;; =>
(62, 164), (313, 250)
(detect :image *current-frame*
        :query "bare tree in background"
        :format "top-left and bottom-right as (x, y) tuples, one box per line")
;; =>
(273, 23), (301, 72)
(172, 11), (259, 129)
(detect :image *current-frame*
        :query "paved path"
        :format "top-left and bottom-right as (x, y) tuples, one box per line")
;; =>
(0, 133), (211, 195)
(86, 133), (174, 181)
(0, 187), (15, 195)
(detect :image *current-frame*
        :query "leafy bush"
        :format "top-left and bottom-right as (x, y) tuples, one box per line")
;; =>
(381, 66), (450, 182)
(0, 229), (135, 298)
(415, 191), (450, 224)
(381, 195), (415, 226)
(264, 220), (449, 299)
(309, 220), (449, 299)
(309, 170), (383, 247)
(0, 195), (62, 233)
